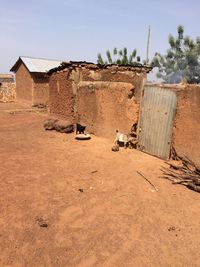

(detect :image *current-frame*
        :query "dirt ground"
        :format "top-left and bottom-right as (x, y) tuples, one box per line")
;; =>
(1, 102), (200, 267)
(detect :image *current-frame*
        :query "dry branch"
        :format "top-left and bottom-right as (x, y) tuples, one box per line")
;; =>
(161, 147), (200, 193)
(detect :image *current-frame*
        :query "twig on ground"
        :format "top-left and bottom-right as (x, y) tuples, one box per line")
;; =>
(137, 171), (158, 191)
(91, 170), (98, 174)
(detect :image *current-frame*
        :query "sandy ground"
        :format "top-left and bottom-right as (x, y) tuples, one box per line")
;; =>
(0, 102), (200, 267)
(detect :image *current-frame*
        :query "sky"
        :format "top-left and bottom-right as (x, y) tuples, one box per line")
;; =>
(1, 0), (200, 76)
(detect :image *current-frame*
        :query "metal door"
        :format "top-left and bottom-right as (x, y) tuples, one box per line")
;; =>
(138, 86), (177, 159)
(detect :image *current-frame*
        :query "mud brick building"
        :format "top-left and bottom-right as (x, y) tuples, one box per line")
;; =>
(0, 74), (15, 102)
(10, 57), (62, 106)
(48, 62), (151, 137)
(48, 62), (200, 164)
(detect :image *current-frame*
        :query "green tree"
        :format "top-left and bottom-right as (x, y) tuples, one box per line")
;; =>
(97, 47), (142, 66)
(152, 25), (200, 83)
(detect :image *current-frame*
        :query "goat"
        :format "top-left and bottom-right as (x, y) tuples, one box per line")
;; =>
(114, 130), (138, 149)
(114, 130), (128, 148)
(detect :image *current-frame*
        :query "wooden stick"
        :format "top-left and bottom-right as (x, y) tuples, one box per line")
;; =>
(162, 176), (180, 183)
(172, 180), (190, 185)
(137, 171), (158, 191)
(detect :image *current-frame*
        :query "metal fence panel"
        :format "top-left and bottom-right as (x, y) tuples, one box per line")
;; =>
(138, 86), (177, 159)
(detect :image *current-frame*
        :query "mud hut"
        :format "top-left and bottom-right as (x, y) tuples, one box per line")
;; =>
(10, 56), (62, 106)
(48, 61), (151, 137)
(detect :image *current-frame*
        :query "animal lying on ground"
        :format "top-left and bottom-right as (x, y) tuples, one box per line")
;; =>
(76, 123), (86, 134)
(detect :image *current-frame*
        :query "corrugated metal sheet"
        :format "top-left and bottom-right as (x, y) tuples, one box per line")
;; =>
(138, 85), (177, 159)
(11, 56), (63, 73)
(21, 57), (62, 73)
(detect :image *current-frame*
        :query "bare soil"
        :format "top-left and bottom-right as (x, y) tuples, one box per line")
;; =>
(0, 102), (200, 267)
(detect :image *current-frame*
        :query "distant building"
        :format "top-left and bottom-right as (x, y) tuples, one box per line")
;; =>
(0, 74), (14, 83)
(10, 56), (62, 106)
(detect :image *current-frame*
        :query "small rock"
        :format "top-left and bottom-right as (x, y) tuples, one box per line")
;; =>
(54, 120), (74, 133)
(168, 226), (176, 231)
(43, 118), (58, 130)
(36, 217), (48, 228)
(78, 188), (84, 193)
(112, 144), (119, 152)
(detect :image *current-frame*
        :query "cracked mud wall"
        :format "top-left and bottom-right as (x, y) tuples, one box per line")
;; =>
(77, 81), (139, 137)
(173, 84), (200, 165)
(49, 66), (147, 137)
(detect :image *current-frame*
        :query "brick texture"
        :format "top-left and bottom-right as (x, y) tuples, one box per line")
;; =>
(0, 82), (16, 102)
(15, 63), (33, 103)
(32, 74), (49, 106)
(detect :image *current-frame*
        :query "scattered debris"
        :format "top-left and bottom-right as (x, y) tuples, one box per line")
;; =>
(36, 217), (48, 228)
(33, 104), (46, 109)
(137, 171), (158, 191)
(91, 170), (98, 174)
(167, 226), (181, 236)
(168, 226), (176, 231)
(78, 188), (84, 193)
(161, 148), (200, 193)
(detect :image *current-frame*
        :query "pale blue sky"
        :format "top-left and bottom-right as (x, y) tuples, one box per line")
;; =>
(1, 0), (200, 74)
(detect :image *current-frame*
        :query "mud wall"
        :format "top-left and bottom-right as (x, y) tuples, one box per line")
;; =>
(0, 82), (16, 102)
(77, 81), (139, 137)
(49, 70), (75, 121)
(15, 63), (33, 103)
(81, 68), (146, 101)
(32, 74), (49, 106)
(49, 66), (146, 137)
(173, 84), (200, 165)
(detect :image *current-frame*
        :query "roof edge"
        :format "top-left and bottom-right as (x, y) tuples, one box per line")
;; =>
(48, 61), (152, 74)
(10, 57), (22, 72)
(10, 56), (64, 73)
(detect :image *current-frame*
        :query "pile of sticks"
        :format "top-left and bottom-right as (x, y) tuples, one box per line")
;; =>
(161, 147), (200, 193)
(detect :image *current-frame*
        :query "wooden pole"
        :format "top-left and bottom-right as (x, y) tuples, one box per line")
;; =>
(146, 25), (151, 65)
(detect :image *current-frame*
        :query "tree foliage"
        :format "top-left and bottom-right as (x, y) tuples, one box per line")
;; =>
(152, 25), (200, 83)
(97, 47), (141, 66)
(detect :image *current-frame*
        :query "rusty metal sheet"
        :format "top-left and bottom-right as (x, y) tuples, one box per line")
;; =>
(138, 85), (177, 159)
